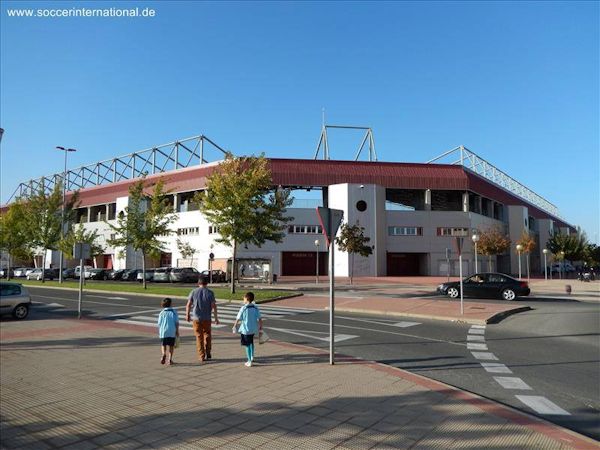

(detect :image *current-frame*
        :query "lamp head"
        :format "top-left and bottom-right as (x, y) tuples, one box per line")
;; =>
(516, 244), (523, 251)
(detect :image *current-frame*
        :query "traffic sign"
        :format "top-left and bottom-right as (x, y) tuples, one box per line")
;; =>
(316, 207), (344, 247)
(73, 242), (91, 260)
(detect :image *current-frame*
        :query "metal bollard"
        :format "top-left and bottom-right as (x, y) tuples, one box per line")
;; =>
(565, 284), (572, 295)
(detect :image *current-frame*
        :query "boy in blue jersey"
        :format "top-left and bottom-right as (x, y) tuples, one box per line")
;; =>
(157, 298), (179, 366)
(232, 292), (263, 367)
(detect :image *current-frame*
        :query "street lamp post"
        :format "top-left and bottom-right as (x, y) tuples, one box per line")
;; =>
(560, 250), (565, 280)
(56, 146), (77, 283)
(542, 248), (549, 281)
(315, 239), (320, 284)
(516, 244), (523, 279)
(472, 233), (480, 274)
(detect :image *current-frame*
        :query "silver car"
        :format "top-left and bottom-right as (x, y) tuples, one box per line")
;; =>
(0, 282), (32, 319)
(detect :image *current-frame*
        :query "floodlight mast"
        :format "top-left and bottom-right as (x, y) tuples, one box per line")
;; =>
(314, 125), (377, 162)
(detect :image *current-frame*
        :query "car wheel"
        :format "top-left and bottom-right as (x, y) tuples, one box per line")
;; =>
(447, 287), (459, 298)
(502, 288), (517, 301)
(12, 304), (29, 320)
(103, 275), (108, 281)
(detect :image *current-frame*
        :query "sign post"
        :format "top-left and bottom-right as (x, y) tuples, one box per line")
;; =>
(73, 243), (91, 319)
(445, 248), (451, 282)
(454, 237), (464, 315)
(209, 252), (215, 284)
(316, 207), (343, 365)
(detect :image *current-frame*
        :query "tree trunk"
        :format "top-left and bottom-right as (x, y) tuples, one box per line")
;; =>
(142, 251), (147, 290)
(7, 254), (12, 281)
(488, 255), (492, 272)
(230, 240), (236, 295)
(41, 250), (47, 283)
(350, 253), (354, 285)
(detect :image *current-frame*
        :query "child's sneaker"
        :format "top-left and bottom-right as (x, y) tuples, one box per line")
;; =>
(244, 361), (252, 367)
(160, 355), (166, 365)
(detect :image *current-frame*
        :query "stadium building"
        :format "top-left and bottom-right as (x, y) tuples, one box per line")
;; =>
(3, 131), (574, 279)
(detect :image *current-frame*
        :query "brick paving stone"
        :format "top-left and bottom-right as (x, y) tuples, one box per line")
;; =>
(1, 317), (593, 450)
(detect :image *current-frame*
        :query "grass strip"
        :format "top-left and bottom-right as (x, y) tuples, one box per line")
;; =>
(17, 279), (296, 302)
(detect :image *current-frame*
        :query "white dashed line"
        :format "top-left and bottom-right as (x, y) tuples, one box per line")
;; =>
(467, 335), (485, 342)
(467, 343), (488, 350)
(493, 377), (532, 390)
(468, 328), (486, 335)
(470, 325), (486, 329)
(471, 352), (499, 360)
(481, 362), (513, 374)
(515, 395), (571, 415)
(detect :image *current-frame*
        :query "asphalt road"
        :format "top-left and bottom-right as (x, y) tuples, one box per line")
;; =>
(14, 285), (600, 440)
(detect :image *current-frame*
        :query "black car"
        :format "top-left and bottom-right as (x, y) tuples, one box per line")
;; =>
(437, 273), (530, 301)
(121, 269), (139, 281)
(170, 267), (201, 283)
(108, 269), (126, 281)
(200, 269), (226, 283)
(62, 268), (76, 279)
(87, 269), (110, 280)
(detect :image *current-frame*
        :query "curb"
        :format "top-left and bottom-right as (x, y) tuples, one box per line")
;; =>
(325, 306), (532, 325)
(267, 339), (599, 450)
(21, 284), (303, 303)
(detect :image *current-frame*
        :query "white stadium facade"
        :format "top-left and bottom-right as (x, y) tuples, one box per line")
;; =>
(3, 133), (574, 279)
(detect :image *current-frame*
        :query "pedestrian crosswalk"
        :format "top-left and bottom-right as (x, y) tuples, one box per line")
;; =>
(113, 302), (315, 330)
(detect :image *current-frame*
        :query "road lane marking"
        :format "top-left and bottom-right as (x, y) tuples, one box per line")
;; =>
(271, 317), (467, 346)
(515, 395), (570, 415)
(471, 352), (498, 360)
(336, 316), (421, 328)
(268, 327), (358, 343)
(493, 377), (532, 390)
(468, 328), (485, 335)
(467, 343), (488, 350)
(470, 325), (486, 329)
(467, 335), (485, 342)
(87, 295), (129, 300)
(480, 363), (513, 374)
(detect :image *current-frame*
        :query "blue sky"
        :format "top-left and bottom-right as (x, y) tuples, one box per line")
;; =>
(1, 1), (598, 242)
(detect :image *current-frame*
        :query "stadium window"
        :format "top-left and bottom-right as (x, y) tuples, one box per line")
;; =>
(437, 227), (469, 237)
(288, 225), (323, 234)
(388, 226), (422, 236)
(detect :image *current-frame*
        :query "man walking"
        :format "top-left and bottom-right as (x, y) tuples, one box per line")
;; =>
(186, 277), (219, 362)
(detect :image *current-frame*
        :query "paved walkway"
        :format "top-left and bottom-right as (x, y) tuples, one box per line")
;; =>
(1, 316), (597, 449)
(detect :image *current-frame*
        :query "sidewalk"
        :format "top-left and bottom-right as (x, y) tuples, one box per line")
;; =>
(1, 316), (597, 449)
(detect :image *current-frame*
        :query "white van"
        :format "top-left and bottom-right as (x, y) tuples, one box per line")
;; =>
(74, 266), (94, 278)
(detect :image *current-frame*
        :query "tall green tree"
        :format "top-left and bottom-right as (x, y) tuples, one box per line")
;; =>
(195, 154), (293, 293)
(0, 200), (32, 280)
(24, 183), (78, 282)
(107, 178), (175, 289)
(58, 224), (105, 262)
(546, 227), (588, 262)
(477, 227), (511, 271)
(335, 221), (373, 284)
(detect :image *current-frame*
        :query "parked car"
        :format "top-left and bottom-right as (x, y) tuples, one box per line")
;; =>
(437, 273), (530, 301)
(171, 267), (201, 283)
(13, 267), (32, 278)
(0, 268), (15, 279)
(153, 267), (173, 282)
(0, 282), (32, 319)
(62, 267), (76, 279)
(75, 265), (94, 278)
(86, 269), (110, 280)
(550, 262), (576, 273)
(137, 269), (156, 283)
(26, 268), (56, 281)
(121, 269), (139, 281)
(108, 269), (126, 281)
(200, 269), (226, 283)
